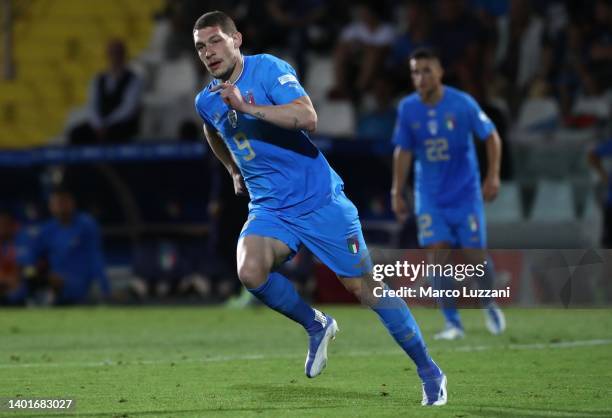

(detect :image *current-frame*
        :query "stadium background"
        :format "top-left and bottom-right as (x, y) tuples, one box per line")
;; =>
(0, 0), (611, 306)
(1, 1), (611, 417)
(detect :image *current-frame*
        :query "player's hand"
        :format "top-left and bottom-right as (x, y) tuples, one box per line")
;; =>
(391, 192), (409, 224)
(482, 175), (500, 202)
(210, 82), (247, 113)
(232, 172), (248, 197)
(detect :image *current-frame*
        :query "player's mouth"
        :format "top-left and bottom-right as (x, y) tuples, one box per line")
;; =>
(209, 60), (222, 70)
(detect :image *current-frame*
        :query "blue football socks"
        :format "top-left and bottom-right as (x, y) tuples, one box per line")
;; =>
(372, 291), (440, 379)
(247, 272), (320, 334)
(432, 275), (463, 330)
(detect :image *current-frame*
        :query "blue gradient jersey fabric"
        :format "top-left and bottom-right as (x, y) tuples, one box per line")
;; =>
(195, 54), (343, 216)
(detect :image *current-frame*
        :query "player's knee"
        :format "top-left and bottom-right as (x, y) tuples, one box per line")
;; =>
(343, 280), (362, 298)
(341, 279), (375, 305)
(237, 258), (268, 289)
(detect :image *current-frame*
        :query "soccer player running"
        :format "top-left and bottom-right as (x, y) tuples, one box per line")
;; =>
(193, 11), (447, 406)
(391, 48), (506, 340)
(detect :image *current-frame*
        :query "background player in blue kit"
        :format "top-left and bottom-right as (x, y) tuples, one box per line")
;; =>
(193, 11), (447, 406)
(23, 187), (111, 305)
(391, 48), (506, 340)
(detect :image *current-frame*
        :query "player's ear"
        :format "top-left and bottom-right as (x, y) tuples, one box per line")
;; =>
(232, 31), (242, 50)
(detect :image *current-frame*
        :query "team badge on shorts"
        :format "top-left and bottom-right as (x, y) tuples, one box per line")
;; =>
(347, 236), (360, 254)
(468, 214), (479, 232)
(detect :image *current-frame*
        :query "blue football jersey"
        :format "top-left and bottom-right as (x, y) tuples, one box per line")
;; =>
(195, 54), (343, 216)
(392, 86), (495, 206)
(26, 213), (110, 302)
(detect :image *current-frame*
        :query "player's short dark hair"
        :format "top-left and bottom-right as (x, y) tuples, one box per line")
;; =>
(409, 47), (441, 62)
(193, 11), (237, 34)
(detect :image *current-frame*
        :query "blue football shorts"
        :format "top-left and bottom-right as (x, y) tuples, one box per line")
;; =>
(415, 198), (486, 248)
(239, 191), (371, 277)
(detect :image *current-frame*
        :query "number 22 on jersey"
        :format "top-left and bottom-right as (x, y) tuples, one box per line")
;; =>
(425, 138), (450, 162)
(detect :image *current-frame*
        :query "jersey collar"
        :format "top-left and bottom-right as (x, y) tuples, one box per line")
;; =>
(212, 54), (245, 89)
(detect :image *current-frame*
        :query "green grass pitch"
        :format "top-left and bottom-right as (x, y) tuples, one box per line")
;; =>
(1, 306), (611, 417)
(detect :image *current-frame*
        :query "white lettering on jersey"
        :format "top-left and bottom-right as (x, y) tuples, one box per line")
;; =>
(278, 74), (298, 85)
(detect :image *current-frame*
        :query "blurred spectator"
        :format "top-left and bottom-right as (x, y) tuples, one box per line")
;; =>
(388, 0), (433, 90)
(495, 0), (548, 116)
(431, 0), (490, 93)
(23, 187), (111, 305)
(267, 0), (328, 80)
(470, 0), (509, 19)
(552, 0), (611, 125)
(0, 210), (26, 305)
(68, 40), (143, 144)
(356, 77), (398, 141)
(159, 1), (198, 60)
(588, 139), (612, 248)
(328, 0), (395, 103)
(552, 22), (583, 119)
(230, 1), (283, 55)
(582, 0), (612, 93)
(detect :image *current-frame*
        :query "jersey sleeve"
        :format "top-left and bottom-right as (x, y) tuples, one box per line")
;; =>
(594, 139), (612, 157)
(261, 55), (308, 105)
(18, 225), (45, 267)
(194, 92), (212, 126)
(391, 101), (414, 151)
(464, 93), (495, 140)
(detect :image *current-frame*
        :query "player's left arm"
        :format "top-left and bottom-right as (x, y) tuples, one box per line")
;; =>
(466, 94), (502, 202)
(210, 82), (317, 132)
(246, 95), (317, 132)
(482, 130), (502, 202)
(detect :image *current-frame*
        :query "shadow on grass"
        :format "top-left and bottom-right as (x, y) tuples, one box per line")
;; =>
(454, 404), (612, 418)
(71, 384), (393, 417)
(229, 383), (385, 404)
(49, 401), (612, 418)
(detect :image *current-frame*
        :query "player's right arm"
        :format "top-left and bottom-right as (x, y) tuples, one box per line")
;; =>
(390, 100), (414, 223)
(391, 147), (412, 223)
(202, 122), (247, 196)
